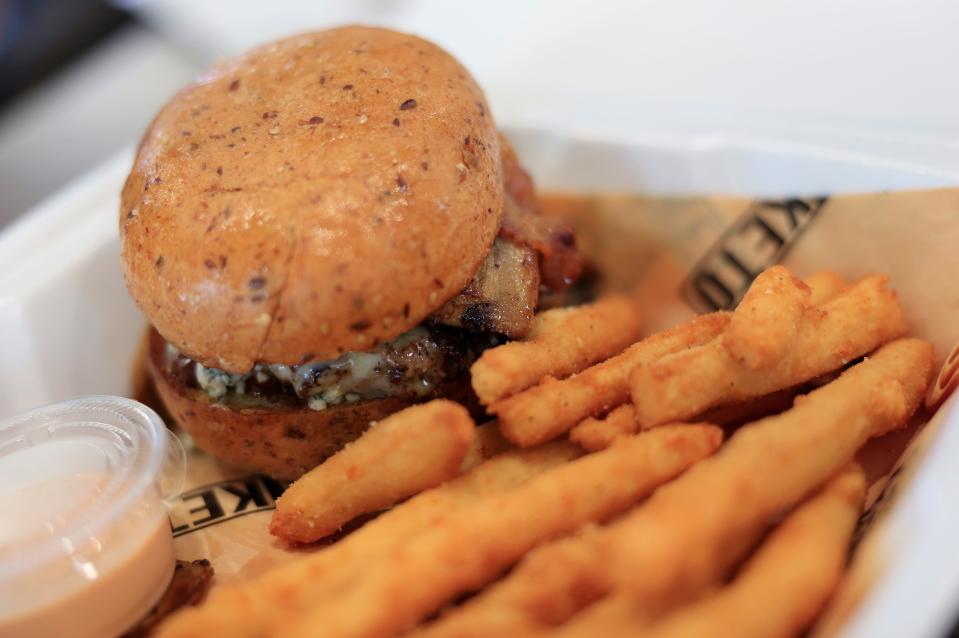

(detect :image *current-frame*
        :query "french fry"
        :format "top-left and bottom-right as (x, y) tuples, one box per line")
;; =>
(720, 268), (847, 372)
(458, 421), (514, 473)
(471, 295), (643, 405)
(697, 387), (799, 429)
(412, 524), (625, 638)
(580, 595), (690, 638)
(569, 404), (639, 452)
(157, 439), (583, 638)
(597, 338), (928, 609)
(270, 400), (475, 544)
(427, 339), (932, 635)
(280, 425), (724, 638)
(721, 265), (811, 369)
(552, 464), (866, 638)
(569, 389), (803, 452)
(631, 274), (908, 428)
(809, 503), (885, 638)
(493, 312), (731, 447)
(804, 270), (848, 305)
(566, 271), (845, 452)
(548, 596), (652, 638)
(641, 464), (865, 638)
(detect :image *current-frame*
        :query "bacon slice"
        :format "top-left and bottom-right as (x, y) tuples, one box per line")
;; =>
(500, 196), (581, 291)
(500, 137), (582, 291)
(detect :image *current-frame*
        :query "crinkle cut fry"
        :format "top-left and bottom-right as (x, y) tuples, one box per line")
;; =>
(154, 439), (583, 638)
(421, 339), (933, 637)
(278, 425), (723, 638)
(471, 295), (642, 405)
(631, 274), (908, 428)
(550, 464), (866, 638)
(493, 312), (731, 447)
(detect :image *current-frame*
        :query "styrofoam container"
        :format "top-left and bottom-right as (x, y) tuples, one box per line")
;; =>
(1, 127), (957, 637)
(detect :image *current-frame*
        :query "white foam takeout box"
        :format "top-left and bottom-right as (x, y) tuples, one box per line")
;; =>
(2, 126), (959, 637)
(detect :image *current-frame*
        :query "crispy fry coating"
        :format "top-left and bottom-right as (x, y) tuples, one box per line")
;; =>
(431, 339), (932, 635)
(569, 404), (640, 451)
(270, 400), (475, 544)
(721, 265), (811, 369)
(493, 312), (730, 447)
(547, 596), (652, 638)
(631, 274), (908, 428)
(639, 464), (865, 638)
(156, 440), (583, 638)
(552, 464), (865, 638)
(611, 340), (928, 607)
(696, 387), (800, 428)
(567, 396), (799, 453)
(721, 268), (846, 373)
(280, 425), (723, 638)
(804, 270), (848, 305)
(471, 295), (642, 405)
(413, 522), (625, 638)
(566, 270), (850, 452)
(458, 421), (514, 472)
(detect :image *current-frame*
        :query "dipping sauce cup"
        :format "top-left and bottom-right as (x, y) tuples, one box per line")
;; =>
(0, 396), (184, 638)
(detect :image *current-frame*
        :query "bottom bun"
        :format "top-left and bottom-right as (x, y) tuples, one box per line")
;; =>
(148, 328), (478, 479)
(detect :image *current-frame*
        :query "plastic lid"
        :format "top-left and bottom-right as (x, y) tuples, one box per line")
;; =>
(0, 396), (185, 637)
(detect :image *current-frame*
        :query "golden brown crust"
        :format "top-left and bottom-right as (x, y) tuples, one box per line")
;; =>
(147, 328), (476, 479)
(122, 26), (502, 372)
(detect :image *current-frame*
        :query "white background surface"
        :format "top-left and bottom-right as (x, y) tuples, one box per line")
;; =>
(128, 0), (959, 179)
(5, 0), (959, 226)
(129, 0), (959, 125)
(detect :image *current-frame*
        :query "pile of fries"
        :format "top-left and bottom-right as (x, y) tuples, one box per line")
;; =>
(157, 265), (935, 638)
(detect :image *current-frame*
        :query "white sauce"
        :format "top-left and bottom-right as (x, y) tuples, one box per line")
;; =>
(0, 439), (174, 638)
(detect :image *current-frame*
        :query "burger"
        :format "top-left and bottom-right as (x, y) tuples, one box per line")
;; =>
(120, 26), (580, 479)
